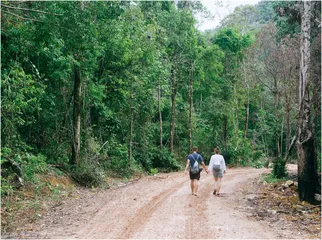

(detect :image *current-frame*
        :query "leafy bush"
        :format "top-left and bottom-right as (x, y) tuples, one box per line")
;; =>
(108, 156), (132, 178)
(272, 157), (287, 178)
(222, 148), (237, 165)
(252, 160), (264, 168)
(19, 153), (48, 182)
(71, 163), (106, 187)
(1, 147), (49, 194)
(151, 149), (181, 171)
(99, 139), (131, 177)
(133, 148), (153, 171)
(252, 150), (264, 161)
(0, 176), (14, 196)
(150, 168), (158, 175)
(251, 152), (267, 168)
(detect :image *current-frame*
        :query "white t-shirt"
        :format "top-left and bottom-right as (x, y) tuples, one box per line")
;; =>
(208, 154), (226, 173)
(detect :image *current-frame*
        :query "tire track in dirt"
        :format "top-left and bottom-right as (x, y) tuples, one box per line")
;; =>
(184, 175), (213, 239)
(77, 173), (187, 239)
(117, 179), (186, 239)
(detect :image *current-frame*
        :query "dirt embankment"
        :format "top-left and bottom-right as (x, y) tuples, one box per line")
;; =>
(2, 166), (320, 239)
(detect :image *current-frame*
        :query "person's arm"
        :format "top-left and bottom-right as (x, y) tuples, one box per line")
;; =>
(199, 155), (208, 174)
(222, 156), (227, 173)
(207, 157), (213, 173)
(201, 161), (209, 174)
(184, 159), (190, 174)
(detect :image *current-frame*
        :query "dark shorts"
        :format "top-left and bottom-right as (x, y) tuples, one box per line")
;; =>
(189, 171), (201, 180)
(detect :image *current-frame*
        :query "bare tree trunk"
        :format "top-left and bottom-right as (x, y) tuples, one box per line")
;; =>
(297, 0), (317, 203)
(280, 115), (284, 157)
(188, 62), (194, 151)
(71, 68), (81, 165)
(170, 69), (177, 154)
(129, 77), (133, 165)
(243, 63), (249, 147)
(311, 35), (321, 195)
(261, 134), (268, 157)
(297, 90), (315, 202)
(285, 94), (291, 155)
(273, 88), (280, 157)
(213, 118), (216, 145)
(234, 84), (239, 150)
(200, 92), (203, 109)
(223, 116), (228, 149)
(158, 76), (163, 150)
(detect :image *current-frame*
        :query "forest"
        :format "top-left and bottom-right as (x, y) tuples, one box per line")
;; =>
(1, 0), (321, 204)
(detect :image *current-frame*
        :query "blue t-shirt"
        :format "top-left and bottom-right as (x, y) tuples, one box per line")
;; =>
(188, 152), (203, 168)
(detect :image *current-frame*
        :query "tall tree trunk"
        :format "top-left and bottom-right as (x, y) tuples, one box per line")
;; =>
(273, 87), (280, 157)
(188, 62), (194, 151)
(311, 35), (321, 195)
(170, 69), (177, 154)
(280, 115), (284, 157)
(234, 84), (239, 150)
(261, 134), (268, 157)
(223, 116), (228, 149)
(243, 63), (249, 147)
(243, 95), (249, 145)
(158, 76), (163, 150)
(129, 77), (133, 165)
(297, 0), (317, 203)
(297, 90), (315, 203)
(213, 118), (217, 146)
(285, 94), (291, 155)
(71, 68), (81, 165)
(199, 92), (203, 109)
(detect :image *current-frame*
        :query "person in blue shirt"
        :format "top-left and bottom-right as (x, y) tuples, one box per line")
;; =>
(184, 146), (208, 196)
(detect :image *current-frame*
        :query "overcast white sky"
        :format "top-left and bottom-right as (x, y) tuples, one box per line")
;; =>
(197, 0), (261, 31)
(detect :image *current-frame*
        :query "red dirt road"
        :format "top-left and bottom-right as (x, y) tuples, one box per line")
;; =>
(12, 168), (284, 239)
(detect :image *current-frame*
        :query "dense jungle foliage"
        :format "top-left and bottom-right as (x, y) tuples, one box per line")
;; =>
(1, 1), (320, 196)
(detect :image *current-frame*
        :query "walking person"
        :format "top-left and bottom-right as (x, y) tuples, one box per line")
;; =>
(184, 146), (208, 196)
(208, 146), (226, 196)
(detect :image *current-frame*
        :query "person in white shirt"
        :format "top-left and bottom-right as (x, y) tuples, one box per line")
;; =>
(208, 146), (226, 196)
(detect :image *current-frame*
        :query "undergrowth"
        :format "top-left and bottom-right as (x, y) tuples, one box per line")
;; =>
(263, 173), (289, 183)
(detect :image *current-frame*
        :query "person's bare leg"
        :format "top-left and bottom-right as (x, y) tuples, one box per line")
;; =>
(190, 180), (194, 195)
(217, 177), (222, 194)
(213, 177), (218, 195)
(194, 180), (199, 196)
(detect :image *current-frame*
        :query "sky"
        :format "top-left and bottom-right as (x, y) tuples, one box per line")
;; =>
(197, 0), (261, 31)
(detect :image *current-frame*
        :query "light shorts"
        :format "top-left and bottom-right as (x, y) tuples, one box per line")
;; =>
(213, 169), (223, 178)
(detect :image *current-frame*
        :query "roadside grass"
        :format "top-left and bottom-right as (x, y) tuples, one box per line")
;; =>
(1, 170), (75, 234)
(262, 173), (289, 184)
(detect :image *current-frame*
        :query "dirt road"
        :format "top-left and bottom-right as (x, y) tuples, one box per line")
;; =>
(14, 167), (283, 239)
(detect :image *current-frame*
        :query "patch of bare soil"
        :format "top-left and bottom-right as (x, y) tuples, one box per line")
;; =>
(1, 172), (141, 237)
(240, 165), (321, 239)
(2, 166), (319, 239)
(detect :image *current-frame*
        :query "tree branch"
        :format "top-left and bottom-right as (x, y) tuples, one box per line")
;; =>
(98, 140), (109, 153)
(2, 10), (43, 22)
(2, 4), (62, 16)
(298, 130), (313, 145)
(285, 134), (297, 161)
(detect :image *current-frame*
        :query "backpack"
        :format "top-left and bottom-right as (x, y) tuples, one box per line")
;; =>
(190, 154), (200, 174)
(213, 164), (221, 172)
